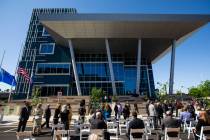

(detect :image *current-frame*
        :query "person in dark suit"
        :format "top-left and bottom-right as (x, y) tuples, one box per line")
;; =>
(156, 102), (164, 126)
(162, 111), (181, 137)
(41, 104), (51, 128)
(90, 112), (107, 129)
(162, 111), (181, 129)
(123, 104), (130, 120)
(127, 111), (145, 138)
(17, 101), (31, 132)
(53, 104), (61, 125)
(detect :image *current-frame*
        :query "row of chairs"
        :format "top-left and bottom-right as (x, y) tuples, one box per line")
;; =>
(129, 127), (180, 140)
(15, 125), (210, 140)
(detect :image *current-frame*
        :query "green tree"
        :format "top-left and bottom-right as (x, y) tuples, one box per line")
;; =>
(31, 87), (42, 106)
(90, 87), (105, 110)
(188, 80), (210, 98)
(200, 80), (210, 97)
(157, 82), (168, 95)
(188, 87), (202, 98)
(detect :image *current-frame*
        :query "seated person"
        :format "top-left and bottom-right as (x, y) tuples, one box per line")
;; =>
(180, 107), (192, 123)
(127, 111), (145, 138)
(162, 111), (181, 137)
(90, 112), (107, 129)
(194, 110), (210, 140)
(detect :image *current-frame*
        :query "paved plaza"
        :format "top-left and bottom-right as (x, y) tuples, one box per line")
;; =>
(0, 115), (195, 140)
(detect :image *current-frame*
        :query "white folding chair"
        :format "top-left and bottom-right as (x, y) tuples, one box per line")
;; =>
(16, 131), (35, 140)
(164, 128), (180, 140)
(183, 118), (188, 132)
(107, 122), (118, 140)
(195, 126), (210, 140)
(53, 130), (69, 140)
(187, 121), (196, 139)
(183, 118), (194, 133)
(80, 124), (90, 140)
(195, 126), (204, 140)
(129, 129), (144, 140)
(144, 119), (152, 135)
(119, 123), (127, 135)
(147, 117), (154, 130)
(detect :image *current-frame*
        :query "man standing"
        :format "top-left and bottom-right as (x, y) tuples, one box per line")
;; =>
(17, 101), (31, 132)
(41, 104), (51, 128)
(149, 101), (157, 128)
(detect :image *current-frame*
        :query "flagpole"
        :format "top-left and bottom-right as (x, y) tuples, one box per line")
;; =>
(16, 43), (25, 97)
(19, 43), (29, 99)
(8, 45), (23, 103)
(26, 49), (36, 100)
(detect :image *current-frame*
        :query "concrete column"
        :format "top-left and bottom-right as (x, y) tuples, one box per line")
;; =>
(105, 39), (117, 95)
(68, 40), (82, 96)
(169, 39), (176, 94)
(136, 39), (142, 95)
(146, 65), (152, 97)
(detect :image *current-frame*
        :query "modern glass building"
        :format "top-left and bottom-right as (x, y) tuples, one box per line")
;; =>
(13, 8), (210, 99)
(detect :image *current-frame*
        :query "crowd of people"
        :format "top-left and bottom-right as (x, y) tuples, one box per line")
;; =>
(16, 98), (210, 139)
(17, 101), (73, 135)
(145, 99), (210, 139)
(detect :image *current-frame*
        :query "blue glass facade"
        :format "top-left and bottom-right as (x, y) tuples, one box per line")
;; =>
(14, 8), (156, 99)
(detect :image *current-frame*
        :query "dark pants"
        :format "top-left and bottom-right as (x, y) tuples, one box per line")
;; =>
(53, 118), (59, 125)
(17, 120), (27, 132)
(151, 116), (157, 128)
(62, 121), (69, 130)
(157, 116), (162, 126)
(176, 109), (178, 117)
(41, 118), (50, 128)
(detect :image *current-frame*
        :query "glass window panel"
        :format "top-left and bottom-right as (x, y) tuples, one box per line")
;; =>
(36, 63), (70, 74)
(39, 43), (54, 54)
(42, 27), (50, 36)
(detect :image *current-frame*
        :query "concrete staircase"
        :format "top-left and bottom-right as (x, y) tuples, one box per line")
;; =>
(6, 96), (147, 116)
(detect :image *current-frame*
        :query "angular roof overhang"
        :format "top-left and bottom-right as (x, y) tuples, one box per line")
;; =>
(38, 14), (210, 62)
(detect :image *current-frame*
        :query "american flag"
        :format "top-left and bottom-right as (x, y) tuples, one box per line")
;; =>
(17, 67), (31, 82)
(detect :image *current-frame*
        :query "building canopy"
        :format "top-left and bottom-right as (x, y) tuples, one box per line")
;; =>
(39, 13), (210, 62)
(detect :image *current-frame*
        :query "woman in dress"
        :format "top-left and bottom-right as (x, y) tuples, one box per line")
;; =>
(33, 103), (43, 135)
